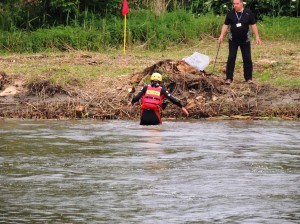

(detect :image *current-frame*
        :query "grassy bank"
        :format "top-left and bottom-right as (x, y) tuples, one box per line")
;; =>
(0, 39), (299, 89)
(0, 11), (299, 53)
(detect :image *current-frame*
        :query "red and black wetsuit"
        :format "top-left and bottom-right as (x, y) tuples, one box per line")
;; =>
(131, 84), (183, 125)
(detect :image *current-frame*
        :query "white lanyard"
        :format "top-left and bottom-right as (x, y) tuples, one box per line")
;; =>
(235, 11), (243, 22)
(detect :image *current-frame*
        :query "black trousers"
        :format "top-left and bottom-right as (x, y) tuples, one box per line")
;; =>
(140, 109), (161, 125)
(226, 40), (253, 81)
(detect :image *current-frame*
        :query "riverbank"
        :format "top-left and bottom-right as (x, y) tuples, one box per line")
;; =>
(0, 40), (299, 120)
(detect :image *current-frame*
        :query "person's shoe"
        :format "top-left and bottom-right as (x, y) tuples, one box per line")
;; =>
(246, 79), (254, 84)
(225, 79), (232, 85)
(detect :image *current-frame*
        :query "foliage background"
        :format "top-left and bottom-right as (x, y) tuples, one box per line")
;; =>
(0, 0), (299, 30)
(0, 0), (299, 52)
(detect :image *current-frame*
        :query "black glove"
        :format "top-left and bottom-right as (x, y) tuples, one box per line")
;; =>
(162, 100), (168, 110)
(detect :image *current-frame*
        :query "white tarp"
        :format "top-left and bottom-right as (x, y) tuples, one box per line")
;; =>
(183, 52), (210, 71)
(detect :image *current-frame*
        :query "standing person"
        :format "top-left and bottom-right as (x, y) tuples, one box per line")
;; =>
(218, 0), (261, 85)
(128, 72), (189, 125)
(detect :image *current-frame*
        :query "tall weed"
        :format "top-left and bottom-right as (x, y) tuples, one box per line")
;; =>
(0, 10), (299, 53)
(258, 16), (300, 40)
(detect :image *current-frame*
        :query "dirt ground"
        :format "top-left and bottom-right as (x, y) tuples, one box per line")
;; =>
(0, 50), (300, 121)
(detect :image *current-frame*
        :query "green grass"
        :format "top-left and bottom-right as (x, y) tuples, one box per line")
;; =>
(258, 16), (300, 41)
(253, 71), (271, 81)
(273, 77), (300, 87)
(253, 70), (300, 88)
(0, 11), (299, 53)
(2, 39), (295, 90)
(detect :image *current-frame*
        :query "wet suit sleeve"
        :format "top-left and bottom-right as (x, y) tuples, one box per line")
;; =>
(131, 86), (147, 104)
(161, 88), (183, 108)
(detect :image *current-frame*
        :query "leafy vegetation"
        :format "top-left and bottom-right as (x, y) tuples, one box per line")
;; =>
(0, 0), (299, 53)
(0, 10), (299, 53)
(0, 0), (299, 32)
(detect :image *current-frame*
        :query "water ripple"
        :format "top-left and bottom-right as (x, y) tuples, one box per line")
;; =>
(0, 119), (299, 223)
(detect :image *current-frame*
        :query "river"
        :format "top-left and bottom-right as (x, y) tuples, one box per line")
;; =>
(1, 119), (299, 223)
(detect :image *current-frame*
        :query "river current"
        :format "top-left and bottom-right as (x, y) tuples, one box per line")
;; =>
(1, 119), (299, 223)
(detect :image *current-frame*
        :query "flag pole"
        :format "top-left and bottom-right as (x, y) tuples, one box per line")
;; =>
(123, 15), (127, 54)
(122, 0), (129, 55)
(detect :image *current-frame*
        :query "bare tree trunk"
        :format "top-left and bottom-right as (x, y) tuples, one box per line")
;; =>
(153, 0), (166, 15)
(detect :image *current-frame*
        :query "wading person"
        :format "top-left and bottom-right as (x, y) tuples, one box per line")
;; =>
(218, 0), (261, 85)
(128, 72), (189, 125)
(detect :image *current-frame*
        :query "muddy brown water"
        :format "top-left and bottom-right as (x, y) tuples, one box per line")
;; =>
(1, 120), (299, 223)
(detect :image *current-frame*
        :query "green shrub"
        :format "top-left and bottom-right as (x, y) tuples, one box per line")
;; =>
(0, 11), (299, 53)
(258, 16), (300, 40)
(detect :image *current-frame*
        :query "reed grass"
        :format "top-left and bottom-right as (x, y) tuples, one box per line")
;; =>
(0, 10), (299, 53)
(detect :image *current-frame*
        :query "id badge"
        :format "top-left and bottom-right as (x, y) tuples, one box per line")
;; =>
(236, 23), (242, 27)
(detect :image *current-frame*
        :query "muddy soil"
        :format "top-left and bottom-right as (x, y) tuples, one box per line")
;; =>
(0, 54), (299, 120)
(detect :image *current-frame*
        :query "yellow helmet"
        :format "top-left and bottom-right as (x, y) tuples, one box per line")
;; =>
(150, 72), (162, 82)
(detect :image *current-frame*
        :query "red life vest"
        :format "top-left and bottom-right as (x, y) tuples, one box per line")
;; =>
(141, 85), (163, 110)
(140, 85), (164, 124)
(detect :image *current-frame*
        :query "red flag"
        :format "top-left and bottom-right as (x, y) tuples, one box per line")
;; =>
(122, 0), (129, 16)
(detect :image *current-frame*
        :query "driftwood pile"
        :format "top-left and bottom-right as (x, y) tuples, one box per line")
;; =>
(129, 59), (220, 93)
(128, 59), (225, 117)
